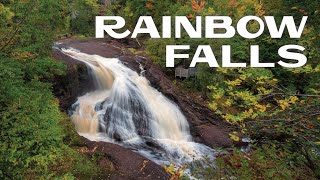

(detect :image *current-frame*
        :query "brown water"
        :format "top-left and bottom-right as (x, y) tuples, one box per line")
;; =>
(61, 48), (215, 166)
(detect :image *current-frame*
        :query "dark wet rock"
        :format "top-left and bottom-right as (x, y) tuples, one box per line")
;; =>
(82, 137), (169, 180)
(112, 132), (123, 142)
(196, 124), (233, 148)
(52, 48), (95, 111)
(98, 157), (116, 171)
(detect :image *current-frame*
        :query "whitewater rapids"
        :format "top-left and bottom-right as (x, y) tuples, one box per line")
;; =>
(60, 48), (215, 166)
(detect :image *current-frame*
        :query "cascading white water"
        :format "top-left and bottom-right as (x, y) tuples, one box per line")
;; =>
(61, 48), (215, 166)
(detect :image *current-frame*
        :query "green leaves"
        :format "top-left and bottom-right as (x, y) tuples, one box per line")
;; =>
(0, 3), (14, 24)
(0, 1), (72, 178)
(0, 57), (65, 178)
(70, 0), (100, 36)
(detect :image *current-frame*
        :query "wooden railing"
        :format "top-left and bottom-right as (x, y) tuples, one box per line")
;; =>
(175, 67), (197, 78)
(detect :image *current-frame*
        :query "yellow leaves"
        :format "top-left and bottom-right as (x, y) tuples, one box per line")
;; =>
(209, 102), (218, 110)
(235, 90), (258, 102)
(277, 99), (289, 110)
(223, 114), (236, 123)
(224, 99), (233, 107)
(242, 108), (253, 119)
(242, 108), (259, 119)
(239, 74), (247, 80)
(276, 96), (299, 110)
(315, 66), (320, 73)
(229, 132), (240, 142)
(211, 89), (225, 100)
(213, 93), (222, 100)
(207, 85), (216, 90)
(290, 64), (319, 74)
(254, 103), (268, 113)
(163, 162), (187, 179)
(216, 67), (229, 74)
(0, 3), (15, 21)
(225, 79), (242, 87)
(256, 76), (269, 85)
(207, 68), (306, 136)
(208, 69), (277, 130)
(163, 163), (174, 173)
(206, 7), (215, 15)
(240, 128), (247, 134)
(243, 108), (253, 117)
(289, 96), (299, 104)
(257, 87), (273, 95)
(255, 3), (265, 17)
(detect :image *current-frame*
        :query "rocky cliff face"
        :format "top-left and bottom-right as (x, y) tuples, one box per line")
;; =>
(52, 48), (94, 111)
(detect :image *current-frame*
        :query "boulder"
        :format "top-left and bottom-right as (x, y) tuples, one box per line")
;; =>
(82, 137), (169, 180)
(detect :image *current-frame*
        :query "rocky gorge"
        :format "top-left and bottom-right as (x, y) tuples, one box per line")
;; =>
(52, 38), (235, 179)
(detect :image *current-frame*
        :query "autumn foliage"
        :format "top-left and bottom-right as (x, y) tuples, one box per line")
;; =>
(192, 0), (206, 13)
(145, 0), (153, 11)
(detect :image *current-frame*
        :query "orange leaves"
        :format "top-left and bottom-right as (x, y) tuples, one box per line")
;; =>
(145, 0), (154, 11)
(192, 0), (206, 13)
(78, 146), (98, 153)
(227, 0), (239, 15)
(255, 3), (266, 17)
(11, 50), (35, 61)
(189, 0), (206, 19)
(187, 13), (194, 19)
(227, 0), (239, 8)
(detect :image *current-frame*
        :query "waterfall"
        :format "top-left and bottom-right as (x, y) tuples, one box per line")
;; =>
(60, 48), (215, 166)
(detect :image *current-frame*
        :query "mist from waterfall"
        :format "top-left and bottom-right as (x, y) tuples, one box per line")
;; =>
(60, 48), (215, 166)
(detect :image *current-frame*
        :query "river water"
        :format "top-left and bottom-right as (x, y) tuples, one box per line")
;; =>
(60, 47), (215, 167)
